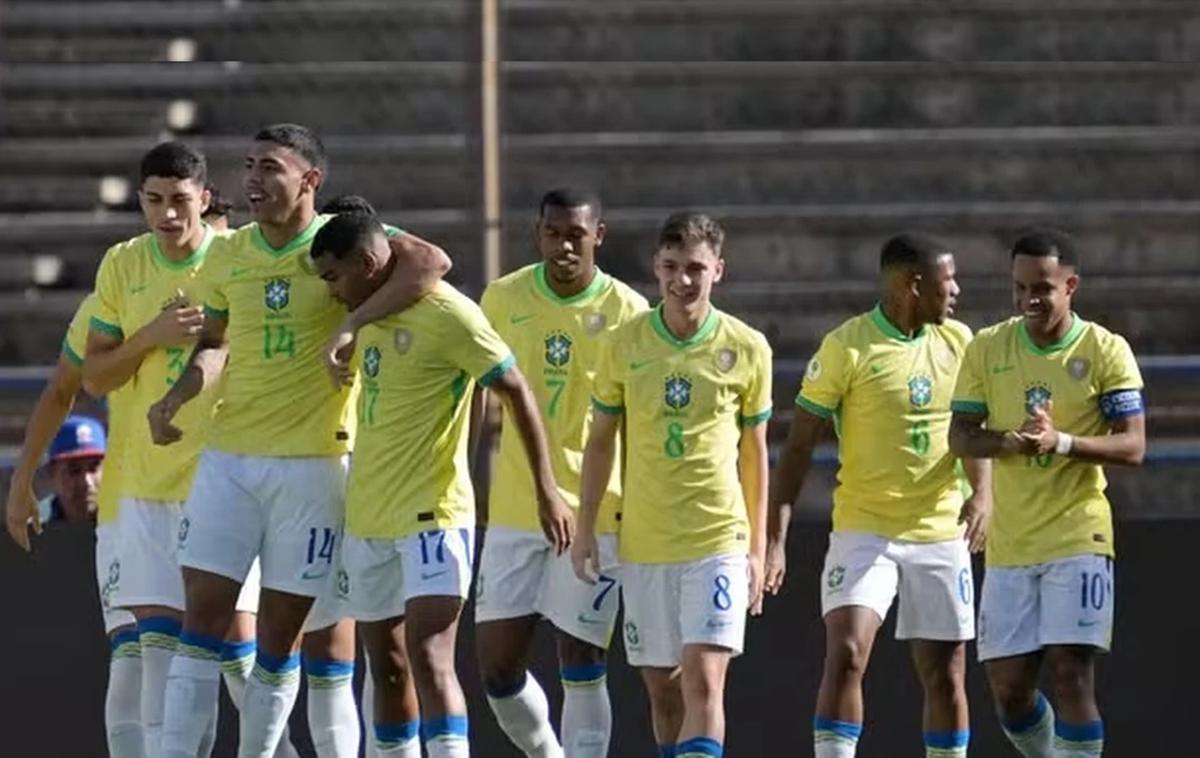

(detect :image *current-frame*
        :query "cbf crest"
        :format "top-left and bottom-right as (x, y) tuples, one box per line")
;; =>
(664, 374), (693, 410)
(1025, 383), (1053, 414)
(264, 278), (290, 311)
(545, 331), (572, 367)
(363, 346), (382, 378)
(908, 374), (933, 407)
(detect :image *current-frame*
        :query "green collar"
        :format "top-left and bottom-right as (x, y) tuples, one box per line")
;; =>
(252, 214), (324, 257)
(152, 224), (214, 271)
(533, 262), (608, 305)
(650, 303), (719, 349)
(870, 303), (925, 342)
(1019, 313), (1086, 356)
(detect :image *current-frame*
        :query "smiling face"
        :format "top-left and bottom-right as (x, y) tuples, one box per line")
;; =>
(242, 140), (321, 225)
(139, 176), (210, 250)
(536, 203), (604, 290)
(1013, 252), (1078, 337)
(653, 241), (725, 311)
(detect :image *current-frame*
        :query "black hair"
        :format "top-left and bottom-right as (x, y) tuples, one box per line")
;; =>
(139, 141), (207, 186)
(879, 233), (952, 272)
(202, 183), (233, 219)
(657, 211), (724, 255)
(310, 212), (385, 261)
(539, 186), (602, 221)
(320, 194), (376, 215)
(1011, 228), (1080, 268)
(254, 123), (327, 171)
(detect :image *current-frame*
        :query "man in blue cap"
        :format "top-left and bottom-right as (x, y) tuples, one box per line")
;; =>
(38, 414), (106, 526)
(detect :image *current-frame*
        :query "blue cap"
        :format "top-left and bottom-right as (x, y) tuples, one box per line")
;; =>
(48, 415), (107, 462)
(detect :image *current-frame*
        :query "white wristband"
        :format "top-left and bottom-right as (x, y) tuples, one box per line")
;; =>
(1055, 432), (1074, 456)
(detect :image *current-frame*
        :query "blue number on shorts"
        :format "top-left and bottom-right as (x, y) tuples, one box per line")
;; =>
(712, 574), (732, 611)
(592, 574), (617, 612)
(1080, 572), (1106, 611)
(419, 531), (447, 565)
(957, 568), (972, 605)
(306, 528), (335, 565)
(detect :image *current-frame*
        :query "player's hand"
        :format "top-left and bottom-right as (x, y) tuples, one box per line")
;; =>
(748, 552), (766, 616)
(958, 493), (991, 553)
(148, 394), (184, 446)
(570, 529), (600, 585)
(763, 536), (787, 596)
(322, 320), (357, 388)
(537, 491), (575, 555)
(143, 294), (203, 348)
(1019, 404), (1058, 455)
(5, 481), (41, 551)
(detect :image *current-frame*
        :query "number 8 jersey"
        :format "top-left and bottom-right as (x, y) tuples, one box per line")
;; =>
(798, 306), (973, 542)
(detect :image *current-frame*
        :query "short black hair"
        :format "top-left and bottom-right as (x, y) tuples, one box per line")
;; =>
(310, 212), (385, 261)
(202, 184), (233, 219)
(254, 123), (327, 171)
(1011, 228), (1080, 268)
(139, 141), (206, 185)
(539, 186), (602, 220)
(320, 194), (376, 215)
(879, 233), (952, 272)
(658, 211), (725, 255)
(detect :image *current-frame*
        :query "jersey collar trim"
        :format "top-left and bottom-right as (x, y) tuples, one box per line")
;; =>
(151, 224), (214, 271)
(650, 303), (719, 349)
(533, 262), (608, 306)
(869, 304), (925, 342)
(1018, 312), (1086, 356)
(252, 215), (324, 258)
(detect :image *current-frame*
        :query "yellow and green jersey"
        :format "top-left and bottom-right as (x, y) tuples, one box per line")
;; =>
(91, 229), (221, 503)
(951, 315), (1143, 567)
(592, 305), (773, 564)
(797, 306), (973, 541)
(346, 282), (514, 539)
(480, 263), (649, 534)
(198, 215), (359, 457)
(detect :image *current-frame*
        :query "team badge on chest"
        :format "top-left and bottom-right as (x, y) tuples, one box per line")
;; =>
(716, 348), (737, 372)
(664, 374), (693, 410)
(363, 346), (382, 378)
(908, 374), (933, 408)
(264, 278), (290, 311)
(545, 331), (572, 367)
(1025, 383), (1053, 414)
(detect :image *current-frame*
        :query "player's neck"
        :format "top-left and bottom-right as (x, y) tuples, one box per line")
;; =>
(661, 300), (711, 341)
(546, 265), (596, 300)
(155, 224), (207, 261)
(258, 205), (316, 250)
(1026, 310), (1075, 348)
(879, 296), (923, 338)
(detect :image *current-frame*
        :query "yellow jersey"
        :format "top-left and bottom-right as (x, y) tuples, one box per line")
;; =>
(797, 306), (972, 541)
(91, 229), (220, 503)
(592, 305), (772, 564)
(951, 315), (1143, 567)
(198, 216), (356, 457)
(346, 282), (513, 539)
(480, 263), (649, 534)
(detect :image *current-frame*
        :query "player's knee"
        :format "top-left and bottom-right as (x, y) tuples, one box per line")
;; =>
(914, 647), (966, 701)
(556, 631), (605, 668)
(641, 670), (683, 713)
(1048, 655), (1094, 705)
(989, 676), (1036, 720)
(371, 651), (415, 692)
(825, 634), (871, 679)
(479, 658), (526, 696)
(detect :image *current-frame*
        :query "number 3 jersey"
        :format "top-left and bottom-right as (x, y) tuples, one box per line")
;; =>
(592, 305), (773, 565)
(91, 228), (223, 503)
(797, 306), (973, 543)
(480, 263), (649, 534)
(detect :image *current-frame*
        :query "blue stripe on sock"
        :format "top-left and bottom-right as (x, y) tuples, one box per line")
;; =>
(677, 736), (723, 756)
(255, 651), (301, 674)
(1055, 720), (1104, 742)
(421, 714), (469, 741)
(1004, 692), (1050, 734)
(658, 746), (676, 758)
(109, 629), (140, 651)
(561, 663), (606, 683)
(221, 640), (256, 661)
(137, 616), (182, 636)
(303, 657), (355, 678)
(485, 673), (527, 700)
(178, 631), (224, 654)
(925, 730), (970, 749)
(814, 716), (863, 740)
(375, 720), (421, 743)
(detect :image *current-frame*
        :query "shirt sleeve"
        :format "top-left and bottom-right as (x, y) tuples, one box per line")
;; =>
(795, 333), (850, 420)
(62, 294), (96, 366)
(950, 336), (988, 416)
(89, 249), (125, 340)
(198, 242), (228, 319)
(445, 300), (515, 387)
(1097, 334), (1145, 421)
(591, 330), (625, 415)
(739, 333), (773, 427)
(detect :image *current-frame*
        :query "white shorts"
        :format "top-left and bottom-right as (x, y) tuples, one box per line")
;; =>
(620, 553), (749, 668)
(820, 531), (976, 641)
(110, 498), (185, 611)
(180, 449), (348, 599)
(475, 527), (621, 649)
(978, 554), (1114, 661)
(341, 528), (474, 623)
(95, 523), (136, 634)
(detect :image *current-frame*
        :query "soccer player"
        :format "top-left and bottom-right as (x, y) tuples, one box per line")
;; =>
(475, 187), (647, 758)
(149, 124), (450, 758)
(766, 234), (990, 758)
(949, 230), (1145, 758)
(83, 141), (222, 758)
(573, 212), (772, 758)
(311, 212), (567, 757)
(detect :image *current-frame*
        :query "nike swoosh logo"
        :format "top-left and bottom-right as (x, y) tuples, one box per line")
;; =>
(1077, 620), (1099, 628)
(576, 613), (604, 625)
(510, 314), (535, 325)
(630, 359), (656, 371)
(231, 267), (251, 277)
(129, 284), (148, 294)
(421, 570), (449, 581)
(869, 365), (882, 375)
(992, 365), (1016, 375)
(301, 567), (330, 580)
